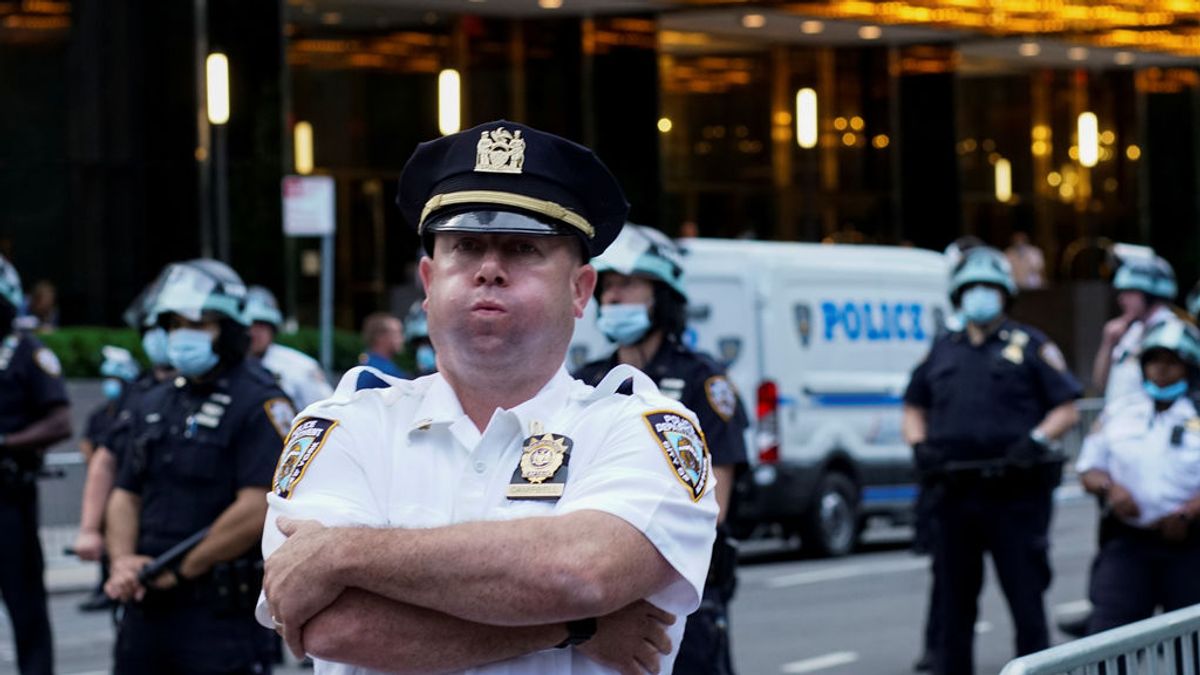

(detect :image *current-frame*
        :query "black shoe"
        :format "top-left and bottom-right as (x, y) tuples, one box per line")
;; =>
(1057, 613), (1091, 639)
(913, 651), (935, 672)
(77, 591), (114, 612)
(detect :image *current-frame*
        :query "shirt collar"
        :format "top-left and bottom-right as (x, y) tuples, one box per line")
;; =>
(407, 367), (576, 435)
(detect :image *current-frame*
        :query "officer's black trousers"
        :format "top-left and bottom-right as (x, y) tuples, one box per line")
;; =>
(933, 484), (1053, 675)
(1087, 520), (1200, 635)
(0, 483), (53, 675)
(115, 602), (273, 674)
(673, 586), (733, 675)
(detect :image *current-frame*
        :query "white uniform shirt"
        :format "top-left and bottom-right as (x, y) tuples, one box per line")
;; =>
(260, 343), (334, 411)
(1104, 306), (1180, 406)
(1076, 393), (1200, 527)
(257, 365), (719, 675)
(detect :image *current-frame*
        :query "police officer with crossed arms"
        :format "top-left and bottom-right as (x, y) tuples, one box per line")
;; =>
(1077, 321), (1200, 634)
(104, 259), (295, 674)
(257, 120), (719, 674)
(573, 223), (748, 675)
(0, 254), (71, 675)
(902, 247), (1081, 675)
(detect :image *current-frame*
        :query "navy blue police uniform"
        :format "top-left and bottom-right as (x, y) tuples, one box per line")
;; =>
(576, 337), (749, 675)
(0, 331), (67, 675)
(904, 319), (1081, 675)
(112, 357), (291, 674)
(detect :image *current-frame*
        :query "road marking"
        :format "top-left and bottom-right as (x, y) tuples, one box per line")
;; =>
(766, 557), (929, 588)
(1055, 599), (1092, 614)
(781, 651), (859, 673)
(975, 620), (992, 634)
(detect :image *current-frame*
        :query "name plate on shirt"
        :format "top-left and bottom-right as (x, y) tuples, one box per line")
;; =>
(507, 433), (573, 500)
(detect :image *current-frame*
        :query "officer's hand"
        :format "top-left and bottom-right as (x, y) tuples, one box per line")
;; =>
(147, 570), (179, 591)
(1102, 316), (1134, 345)
(578, 600), (675, 675)
(912, 442), (944, 474)
(1156, 512), (1191, 542)
(264, 517), (346, 659)
(73, 529), (104, 562)
(1107, 483), (1140, 520)
(1004, 435), (1049, 468)
(104, 554), (152, 602)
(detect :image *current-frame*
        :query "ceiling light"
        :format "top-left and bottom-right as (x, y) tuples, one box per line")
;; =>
(858, 25), (882, 40)
(1114, 51), (1136, 66)
(742, 14), (766, 29)
(801, 20), (824, 35)
(1018, 41), (1040, 57)
(1068, 47), (1089, 61)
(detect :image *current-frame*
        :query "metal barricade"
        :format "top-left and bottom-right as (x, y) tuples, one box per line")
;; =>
(1000, 604), (1200, 675)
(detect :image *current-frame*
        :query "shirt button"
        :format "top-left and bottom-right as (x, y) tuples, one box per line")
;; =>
(474, 461), (487, 474)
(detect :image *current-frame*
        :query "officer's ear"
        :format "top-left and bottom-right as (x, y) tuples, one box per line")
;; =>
(572, 263), (597, 320)
(418, 256), (434, 297)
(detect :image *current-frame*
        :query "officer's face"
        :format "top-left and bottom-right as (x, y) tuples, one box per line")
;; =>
(419, 232), (596, 369)
(1117, 290), (1147, 318)
(1144, 351), (1187, 388)
(598, 273), (655, 309)
(249, 322), (274, 357)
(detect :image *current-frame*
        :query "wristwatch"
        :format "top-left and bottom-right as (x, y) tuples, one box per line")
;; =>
(555, 618), (597, 649)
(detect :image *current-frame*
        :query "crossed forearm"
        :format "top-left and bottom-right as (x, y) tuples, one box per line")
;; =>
(335, 511), (671, 625)
(304, 588), (565, 673)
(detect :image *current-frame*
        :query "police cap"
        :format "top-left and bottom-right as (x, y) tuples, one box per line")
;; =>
(397, 120), (629, 259)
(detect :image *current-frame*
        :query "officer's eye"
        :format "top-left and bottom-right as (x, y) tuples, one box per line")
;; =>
(512, 241), (540, 255)
(453, 238), (482, 252)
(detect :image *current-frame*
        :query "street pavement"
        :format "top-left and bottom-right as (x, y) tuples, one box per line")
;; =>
(1, 491), (1098, 675)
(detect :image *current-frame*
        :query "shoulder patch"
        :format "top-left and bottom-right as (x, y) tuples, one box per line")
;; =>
(273, 417), (338, 499)
(704, 375), (738, 421)
(34, 347), (62, 377)
(642, 410), (710, 502)
(1039, 342), (1068, 373)
(263, 398), (298, 440)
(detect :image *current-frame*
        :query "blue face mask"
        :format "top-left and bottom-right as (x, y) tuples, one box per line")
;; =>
(167, 328), (220, 378)
(961, 286), (1004, 325)
(415, 344), (437, 374)
(597, 303), (653, 346)
(101, 378), (123, 402)
(141, 327), (171, 367)
(1144, 379), (1188, 402)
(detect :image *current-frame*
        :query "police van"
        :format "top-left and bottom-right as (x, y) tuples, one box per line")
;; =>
(569, 238), (949, 556)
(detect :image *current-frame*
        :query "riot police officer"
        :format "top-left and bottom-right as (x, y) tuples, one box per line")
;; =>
(902, 247), (1082, 675)
(245, 284), (333, 410)
(1077, 321), (1200, 633)
(404, 300), (437, 376)
(0, 253), (71, 675)
(573, 224), (749, 675)
(1093, 254), (1180, 403)
(104, 259), (294, 674)
(76, 345), (141, 611)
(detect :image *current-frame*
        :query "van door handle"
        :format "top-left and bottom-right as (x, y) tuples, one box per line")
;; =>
(802, 387), (895, 397)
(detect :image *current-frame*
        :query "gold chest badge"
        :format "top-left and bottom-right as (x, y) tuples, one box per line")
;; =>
(507, 422), (573, 501)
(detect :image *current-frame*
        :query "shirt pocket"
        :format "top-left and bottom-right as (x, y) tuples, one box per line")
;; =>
(170, 435), (224, 482)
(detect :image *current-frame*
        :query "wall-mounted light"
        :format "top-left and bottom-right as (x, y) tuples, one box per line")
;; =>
(438, 69), (461, 136)
(206, 53), (230, 125)
(294, 121), (314, 175)
(995, 157), (1012, 203)
(796, 88), (818, 149)
(1078, 112), (1099, 168)
(801, 20), (824, 35)
(858, 25), (882, 40)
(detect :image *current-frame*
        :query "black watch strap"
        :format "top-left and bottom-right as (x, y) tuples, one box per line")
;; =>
(555, 617), (597, 649)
